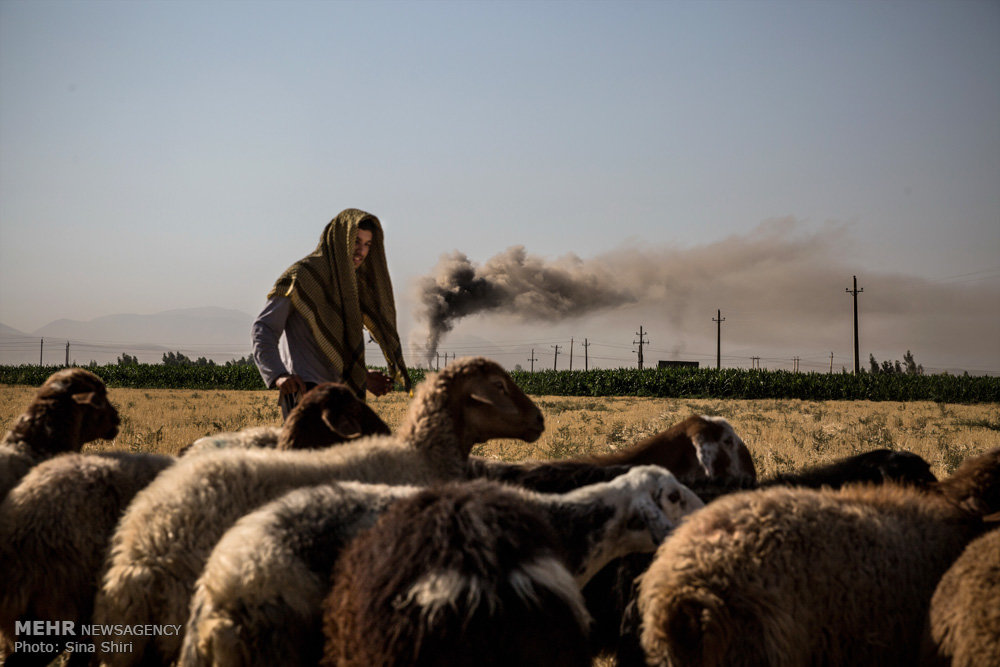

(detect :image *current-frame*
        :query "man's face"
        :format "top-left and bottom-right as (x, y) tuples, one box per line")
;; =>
(353, 229), (374, 268)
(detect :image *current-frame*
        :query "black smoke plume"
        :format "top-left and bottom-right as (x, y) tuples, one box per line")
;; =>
(417, 246), (635, 363)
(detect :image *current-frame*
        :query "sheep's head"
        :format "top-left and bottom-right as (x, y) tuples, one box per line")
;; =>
(450, 358), (544, 452)
(404, 357), (544, 458)
(6, 368), (120, 454)
(939, 447), (1000, 520)
(278, 382), (391, 449)
(565, 465), (704, 584)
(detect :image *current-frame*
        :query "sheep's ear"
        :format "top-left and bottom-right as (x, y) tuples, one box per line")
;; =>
(321, 409), (364, 440)
(468, 392), (496, 407)
(71, 391), (98, 405)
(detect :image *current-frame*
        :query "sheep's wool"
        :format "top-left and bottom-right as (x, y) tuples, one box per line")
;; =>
(267, 208), (410, 399)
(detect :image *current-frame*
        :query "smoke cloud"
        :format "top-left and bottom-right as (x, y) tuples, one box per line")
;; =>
(413, 218), (1000, 371)
(417, 245), (635, 362)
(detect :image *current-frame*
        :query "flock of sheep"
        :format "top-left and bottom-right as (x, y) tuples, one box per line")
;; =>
(0, 360), (997, 667)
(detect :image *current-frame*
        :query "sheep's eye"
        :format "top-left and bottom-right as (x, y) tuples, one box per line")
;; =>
(494, 380), (507, 394)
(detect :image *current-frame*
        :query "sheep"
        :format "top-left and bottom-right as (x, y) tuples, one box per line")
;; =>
(0, 367), (120, 498)
(637, 447), (1000, 667)
(464, 447), (934, 663)
(0, 451), (174, 667)
(764, 446), (936, 489)
(592, 447), (938, 664)
(92, 356), (544, 667)
(180, 465), (703, 667)
(922, 525), (1000, 667)
(178, 482), (419, 667)
(584, 414), (757, 483)
(177, 381), (390, 455)
(320, 469), (704, 667)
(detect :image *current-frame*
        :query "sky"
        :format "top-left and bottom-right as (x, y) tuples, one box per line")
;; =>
(1, 0), (998, 374)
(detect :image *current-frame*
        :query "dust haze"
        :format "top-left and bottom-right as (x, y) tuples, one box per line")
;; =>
(414, 219), (1000, 370)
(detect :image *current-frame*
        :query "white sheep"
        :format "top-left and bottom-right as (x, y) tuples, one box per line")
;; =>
(320, 469), (703, 667)
(93, 357), (544, 667)
(179, 465), (702, 667)
(922, 526), (1000, 667)
(177, 382), (390, 456)
(637, 447), (1000, 667)
(1, 367), (120, 499)
(0, 451), (174, 666)
(178, 482), (419, 667)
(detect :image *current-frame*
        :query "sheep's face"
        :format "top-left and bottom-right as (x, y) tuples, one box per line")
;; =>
(280, 382), (390, 449)
(460, 370), (544, 449)
(603, 465), (705, 560)
(40, 368), (121, 442)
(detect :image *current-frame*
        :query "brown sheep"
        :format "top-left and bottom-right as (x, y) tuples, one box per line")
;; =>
(1, 367), (120, 499)
(638, 447), (1000, 667)
(584, 414), (756, 483)
(177, 382), (389, 455)
(922, 525), (1000, 667)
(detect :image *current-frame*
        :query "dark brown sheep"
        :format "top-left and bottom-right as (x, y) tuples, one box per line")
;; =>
(277, 382), (390, 448)
(178, 382), (390, 455)
(1, 367), (120, 498)
(321, 481), (594, 667)
(584, 414), (756, 483)
(638, 447), (1000, 667)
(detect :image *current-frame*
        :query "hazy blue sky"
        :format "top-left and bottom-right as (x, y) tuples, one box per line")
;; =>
(1, 0), (998, 373)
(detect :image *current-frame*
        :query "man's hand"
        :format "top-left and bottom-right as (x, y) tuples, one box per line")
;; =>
(366, 370), (392, 397)
(276, 374), (307, 397)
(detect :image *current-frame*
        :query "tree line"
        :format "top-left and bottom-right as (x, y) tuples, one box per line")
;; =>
(115, 352), (254, 368)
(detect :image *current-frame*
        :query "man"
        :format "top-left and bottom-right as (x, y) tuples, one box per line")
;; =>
(252, 208), (411, 417)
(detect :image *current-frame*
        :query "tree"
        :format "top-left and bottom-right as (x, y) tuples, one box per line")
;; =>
(162, 351), (193, 365)
(117, 353), (139, 366)
(225, 355), (254, 367)
(868, 351), (924, 375)
(903, 350), (924, 375)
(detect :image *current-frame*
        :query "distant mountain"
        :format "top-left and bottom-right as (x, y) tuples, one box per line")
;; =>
(0, 307), (515, 370)
(0, 307), (255, 365)
(32, 307), (254, 345)
(0, 323), (27, 337)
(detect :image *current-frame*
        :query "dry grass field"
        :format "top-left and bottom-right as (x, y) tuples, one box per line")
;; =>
(2, 385), (998, 478)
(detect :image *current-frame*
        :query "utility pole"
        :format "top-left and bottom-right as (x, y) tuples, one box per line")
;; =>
(830, 352), (834, 373)
(846, 275), (864, 374)
(583, 338), (591, 371)
(435, 353), (440, 371)
(569, 338), (574, 371)
(633, 326), (648, 370)
(552, 344), (561, 370)
(65, 341), (70, 367)
(751, 356), (760, 370)
(713, 310), (725, 370)
(39, 339), (43, 366)
(528, 349), (538, 372)
(793, 356), (800, 373)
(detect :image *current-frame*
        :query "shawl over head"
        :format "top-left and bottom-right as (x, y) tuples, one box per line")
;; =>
(267, 208), (411, 399)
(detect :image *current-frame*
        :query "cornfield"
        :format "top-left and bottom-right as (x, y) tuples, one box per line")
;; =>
(1, 364), (997, 403)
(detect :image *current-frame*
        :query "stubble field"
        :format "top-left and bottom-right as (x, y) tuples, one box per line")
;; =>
(2, 385), (998, 478)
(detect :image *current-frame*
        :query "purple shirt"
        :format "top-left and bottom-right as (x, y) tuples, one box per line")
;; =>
(251, 296), (344, 389)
